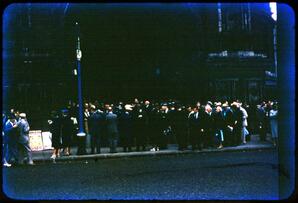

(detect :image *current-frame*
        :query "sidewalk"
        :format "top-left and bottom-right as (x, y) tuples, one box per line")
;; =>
(32, 134), (276, 163)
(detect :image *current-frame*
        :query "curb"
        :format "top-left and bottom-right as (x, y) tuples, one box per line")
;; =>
(32, 145), (276, 164)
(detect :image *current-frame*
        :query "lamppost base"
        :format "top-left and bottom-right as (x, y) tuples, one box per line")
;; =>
(77, 132), (86, 137)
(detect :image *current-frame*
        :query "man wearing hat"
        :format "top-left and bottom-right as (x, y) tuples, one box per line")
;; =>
(17, 113), (34, 165)
(230, 102), (243, 145)
(89, 105), (105, 154)
(222, 101), (234, 146)
(118, 104), (134, 152)
(106, 106), (119, 153)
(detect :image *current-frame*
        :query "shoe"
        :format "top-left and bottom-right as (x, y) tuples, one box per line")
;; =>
(156, 147), (159, 151)
(150, 148), (156, 152)
(3, 163), (12, 167)
(217, 145), (223, 149)
(28, 161), (35, 165)
(50, 154), (56, 159)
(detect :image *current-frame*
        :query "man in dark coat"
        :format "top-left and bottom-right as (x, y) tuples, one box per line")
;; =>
(202, 104), (214, 148)
(173, 105), (189, 150)
(143, 100), (153, 149)
(106, 106), (118, 153)
(212, 105), (225, 148)
(231, 102), (243, 146)
(149, 106), (163, 151)
(256, 103), (267, 141)
(159, 104), (171, 150)
(188, 105), (204, 150)
(132, 104), (147, 151)
(89, 105), (105, 154)
(222, 102), (234, 146)
(118, 104), (134, 152)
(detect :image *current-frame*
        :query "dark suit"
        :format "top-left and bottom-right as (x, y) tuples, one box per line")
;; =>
(89, 111), (105, 154)
(172, 109), (188, 150)
(202, 111), (214, 147)
(256, 106), (267, 141)
(106, 111), (118, 153)
(118, 111), (133, 152)
(132, 107), (147, 151)
(232, 107), (243, 145)
(222, 107), (234, 146)
(188, 110), (204, 150)
(212, 111), (225, 145)
(159, 109), (170, 149)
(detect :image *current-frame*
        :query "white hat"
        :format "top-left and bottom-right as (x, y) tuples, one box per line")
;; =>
(125, 104), (133, 111)
(222, 102), (229, 107)
(20, 113), (26, 118)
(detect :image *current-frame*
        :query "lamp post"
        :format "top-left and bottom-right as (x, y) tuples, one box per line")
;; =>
(75, 22), (86, 155)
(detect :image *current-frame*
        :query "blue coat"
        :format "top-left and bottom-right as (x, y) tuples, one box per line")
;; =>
(18, 118), (30, 144)
(106, 112), (118, 134)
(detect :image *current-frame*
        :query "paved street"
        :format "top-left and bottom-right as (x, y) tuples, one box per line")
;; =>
(3, 149), (279, 200)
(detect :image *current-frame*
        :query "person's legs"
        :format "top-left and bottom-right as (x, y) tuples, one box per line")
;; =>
(23, 142), (33, 164)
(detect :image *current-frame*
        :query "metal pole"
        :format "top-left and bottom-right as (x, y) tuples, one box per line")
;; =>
(75, 22), (85, 137)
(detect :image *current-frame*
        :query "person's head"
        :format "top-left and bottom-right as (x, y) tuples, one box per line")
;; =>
(205, 104), (212, 113)
(161, 105), (168, 111)
(90, 105), (96, 113)
(222, 101), (229, 109)
(231, 102), (239, 109)
(216, 106), (222, 113)
(125, 104), (133, 112)
(108, 106), (113, 112)
(15, 111), (20, 118)
(19, 113), (26, 119)
(145, 100), (150, 106)
(196, 101), (201, 109)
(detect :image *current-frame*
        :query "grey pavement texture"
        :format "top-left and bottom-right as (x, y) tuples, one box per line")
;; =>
(31, 134), (275, 163)
(2, 149), (280, 200)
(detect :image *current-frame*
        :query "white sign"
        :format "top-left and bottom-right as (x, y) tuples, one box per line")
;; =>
(29, 130), (43, 151)
(42, 131), (53, 150)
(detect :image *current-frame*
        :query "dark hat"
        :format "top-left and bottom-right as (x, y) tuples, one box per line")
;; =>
(7, 113), (16, 119)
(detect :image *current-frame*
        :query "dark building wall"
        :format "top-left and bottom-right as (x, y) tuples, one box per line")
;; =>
(3, 3), (277, 128)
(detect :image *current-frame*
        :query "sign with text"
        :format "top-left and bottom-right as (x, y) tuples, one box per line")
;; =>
(29, 130), (43, 151)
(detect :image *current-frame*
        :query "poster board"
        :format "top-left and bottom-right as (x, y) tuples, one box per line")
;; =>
(42, 131), (53, 150)
(29, 130), (43, 151)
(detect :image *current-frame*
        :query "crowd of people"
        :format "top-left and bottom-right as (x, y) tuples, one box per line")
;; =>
(46, 98), (278, 159)
(2, 109), (34, 167)
(2, 98), (278, 165)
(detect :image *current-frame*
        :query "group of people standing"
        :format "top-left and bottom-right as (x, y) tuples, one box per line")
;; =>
(47, 98), (278, 158)
(2, 109), (34, 167)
